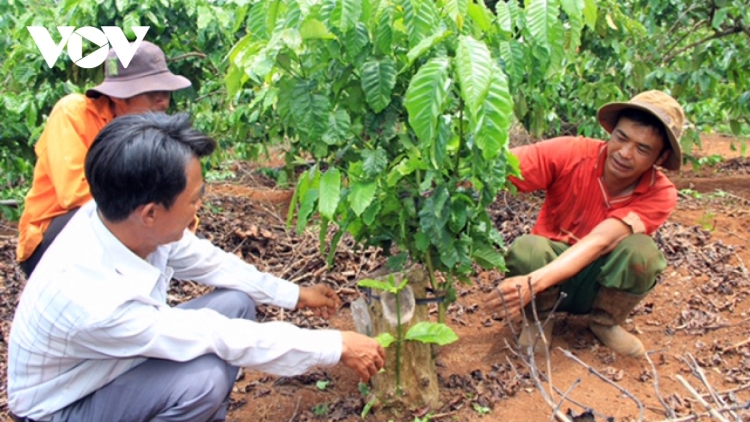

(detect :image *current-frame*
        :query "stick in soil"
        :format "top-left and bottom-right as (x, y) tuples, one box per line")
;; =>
(497, 288), (572, 422)
(549, 378), (582, 422)
(675, 374), (731, 422)
(520, 282), (556, 403)
(558, 347), (645, 422)
(645, 351), (676, 419)
(682, 353), (740, 421)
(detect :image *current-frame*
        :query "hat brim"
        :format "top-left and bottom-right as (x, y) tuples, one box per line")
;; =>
(86, 72), (191, 99)
(597, 102), (681, 171)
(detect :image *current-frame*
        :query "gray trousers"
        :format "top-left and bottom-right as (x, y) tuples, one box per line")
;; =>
(50, 289), (256, 422)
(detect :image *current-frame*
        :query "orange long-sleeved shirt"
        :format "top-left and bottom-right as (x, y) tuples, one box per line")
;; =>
(17, 94), (114, 262)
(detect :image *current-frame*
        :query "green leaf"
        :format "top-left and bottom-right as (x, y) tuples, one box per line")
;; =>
(498, 40), (525, 88)
(406, 29), (450, 67)
(247, 2), (268, 40)
(444, 0), (468, 25)
(339, 0), (362, 32)
(415, 231), (429, 251)
(373, 5), (394, 55)
(560, 0), (584, 52)
(358, 279), (395, 292)
(291, 81), (330, 141)
(322, 109), (351, 145)
(526, 0), (560, 49)
(403, 0), (439, 48)
(267, 0), (282, 36)
(362, 148), (388, 178)
(296, 188), (319, 233)
(301, 19), (336, 40)
(474, 67), (513, 160)
(495, 0), (513, 33)
(361, 58), (397, 113)
(583, 0), (597, 30)
(471, 242), (505, 269)
(730, 119), (742, 136)
(404, 322), (458, 345)
(316, 380), (330, 390)
(467, 2), (493, 32)
(405, 57), (450, 144)
(344, 23), (370, 59)
(197, 5), (214, 30)
(456, 35), (493, 118)
(319, 168), (341, 219)
(349, 181), (377, 216)
(375, 332), (397, 348)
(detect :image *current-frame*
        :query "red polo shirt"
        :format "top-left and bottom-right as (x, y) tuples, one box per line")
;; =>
(510, 136), (677, 245)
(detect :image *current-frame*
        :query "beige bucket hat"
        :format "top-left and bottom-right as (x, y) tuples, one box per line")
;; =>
(597, 90), (686, 170)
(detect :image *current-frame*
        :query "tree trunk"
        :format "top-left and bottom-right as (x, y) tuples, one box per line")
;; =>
(367, 265), (440, 414)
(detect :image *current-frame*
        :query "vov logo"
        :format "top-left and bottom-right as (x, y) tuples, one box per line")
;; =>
(27, 26), (150, 69)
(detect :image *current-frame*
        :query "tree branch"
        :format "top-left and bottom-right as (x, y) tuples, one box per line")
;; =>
(661, 27), (743, 64)
(167, 52), (207, 62)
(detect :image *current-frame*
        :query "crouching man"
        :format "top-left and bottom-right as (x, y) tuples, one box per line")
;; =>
(8, 112), (384, 422)
(485, 91), (685, 358)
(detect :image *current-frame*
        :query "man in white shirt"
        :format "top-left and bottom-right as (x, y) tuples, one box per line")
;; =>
(7, 112), (385, 422)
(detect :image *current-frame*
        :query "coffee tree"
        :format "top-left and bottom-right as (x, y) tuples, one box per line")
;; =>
(228, 0), (589, 409)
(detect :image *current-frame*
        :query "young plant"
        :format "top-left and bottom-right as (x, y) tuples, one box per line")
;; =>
(359, 276), (458, 395)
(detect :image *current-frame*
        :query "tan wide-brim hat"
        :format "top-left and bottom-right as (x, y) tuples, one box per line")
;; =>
(597, 90), (685, 171)
(86, 41), (191, 99)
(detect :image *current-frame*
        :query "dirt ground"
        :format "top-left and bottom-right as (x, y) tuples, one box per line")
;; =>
(2, 134), (750, 422)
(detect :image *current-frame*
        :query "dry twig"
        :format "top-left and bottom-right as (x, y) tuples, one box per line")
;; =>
(675, 374), (730, 422)
(559, 347), (645, 422)
(645, 352), (676, 419)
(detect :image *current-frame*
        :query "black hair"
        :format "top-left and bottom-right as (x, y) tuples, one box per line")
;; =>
(617, 108), (670, 152)
(84, 112), (216, 222)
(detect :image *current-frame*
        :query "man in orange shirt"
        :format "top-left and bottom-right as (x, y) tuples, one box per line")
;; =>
(485, 91), (684, 358)
(17, 41), (191, 276)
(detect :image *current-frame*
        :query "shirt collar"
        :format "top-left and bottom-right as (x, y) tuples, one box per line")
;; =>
(90, 95), (114, 123)
(88, 204), (162, 295)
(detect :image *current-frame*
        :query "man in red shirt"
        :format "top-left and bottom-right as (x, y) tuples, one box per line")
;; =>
(485, 91), (684, 358)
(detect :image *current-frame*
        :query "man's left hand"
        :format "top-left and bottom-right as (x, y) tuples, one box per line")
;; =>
(483, 275), (536, 317)
(297, 284), (342, 319)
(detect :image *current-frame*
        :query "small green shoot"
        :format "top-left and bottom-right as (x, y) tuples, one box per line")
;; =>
(313, 403), (328, 416)
(315, 380), (330, 391)
(472, 402), (491, 416)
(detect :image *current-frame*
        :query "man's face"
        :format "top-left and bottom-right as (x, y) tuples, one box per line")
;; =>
(605, 117), (668, 181)
(113, 91), (171, 115)
(153, 157), (204, 244)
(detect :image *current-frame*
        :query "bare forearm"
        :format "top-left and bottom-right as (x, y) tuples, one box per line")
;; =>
(530, 235), (612, 290)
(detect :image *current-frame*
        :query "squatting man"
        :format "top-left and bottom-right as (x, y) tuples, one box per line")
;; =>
(484, 90), (685, 358)
(8, 113), (386, 422)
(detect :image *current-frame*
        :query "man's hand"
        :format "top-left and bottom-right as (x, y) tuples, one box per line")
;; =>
(483, 275), (536, 317)
(340, 331), (386, 382)
(297, 284), (342, 319)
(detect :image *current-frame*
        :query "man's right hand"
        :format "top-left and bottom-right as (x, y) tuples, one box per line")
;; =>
(340, 331), (386, 382)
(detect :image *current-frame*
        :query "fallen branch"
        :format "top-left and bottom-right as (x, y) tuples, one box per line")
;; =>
(549, 378), (582, 422)
(675, 375), (730, 422)
(682, 353), (739, 421)
(654, 403), (750, 422)
(558, 347), (645, 422)
(645, 352), (676, 419)
(167, 52), (207, 62)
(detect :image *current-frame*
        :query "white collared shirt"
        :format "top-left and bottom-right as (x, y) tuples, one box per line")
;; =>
(8, 201), (342, 420)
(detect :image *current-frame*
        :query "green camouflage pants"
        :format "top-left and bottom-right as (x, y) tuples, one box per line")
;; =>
(505, 234), (667, 314)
